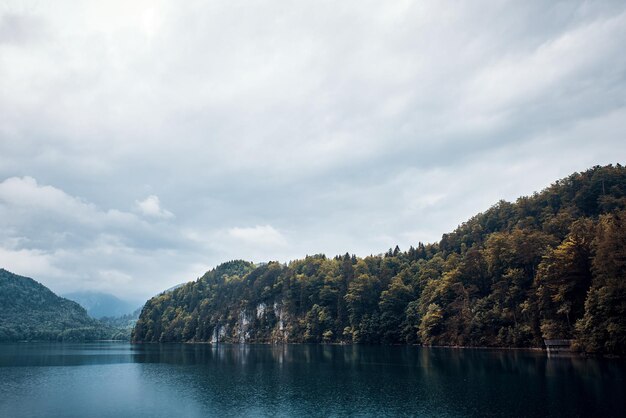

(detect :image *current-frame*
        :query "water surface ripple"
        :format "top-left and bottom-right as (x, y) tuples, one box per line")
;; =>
(0, 343), (624, 417)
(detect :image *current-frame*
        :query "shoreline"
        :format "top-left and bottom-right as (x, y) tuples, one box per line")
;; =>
(4, 340), (621, 358)
(128, 340), (611, 357)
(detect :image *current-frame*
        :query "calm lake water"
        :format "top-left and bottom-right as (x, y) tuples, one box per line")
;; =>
(0, 343), (624, 417)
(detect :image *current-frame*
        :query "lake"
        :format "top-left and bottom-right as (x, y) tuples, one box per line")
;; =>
(0, 343), (624, 417)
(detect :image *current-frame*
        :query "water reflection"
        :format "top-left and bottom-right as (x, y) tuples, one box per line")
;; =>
(0, 342), (134, 367)
(1, 343), (625, 417)
(129, 344), (626, 417)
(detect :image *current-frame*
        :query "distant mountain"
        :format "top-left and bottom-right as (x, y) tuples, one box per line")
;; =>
(0, 269), (115, 341)
(63, 291), (140, 319)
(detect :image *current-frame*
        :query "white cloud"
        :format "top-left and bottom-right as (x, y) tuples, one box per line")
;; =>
(464, 10), (626, 116)
(228, 225), (287, 248)
(135, 195), (174, 219)
(0, 176), (189, 298)
(0, 176), (94, 216)
(0, 0), (625, 300)
(0, 247), (60, 279)
(0, 176), (144, 236)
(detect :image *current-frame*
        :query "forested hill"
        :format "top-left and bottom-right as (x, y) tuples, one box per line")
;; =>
(0, 269), (116, 341)
(133, 165), (626, 355)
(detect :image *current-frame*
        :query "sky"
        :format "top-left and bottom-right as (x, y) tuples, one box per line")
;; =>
(1, 0), (625, 301)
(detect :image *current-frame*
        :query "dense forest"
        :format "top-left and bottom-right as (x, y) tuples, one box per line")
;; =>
(133, 165), (626, 355)
(0, 269), (121, 341)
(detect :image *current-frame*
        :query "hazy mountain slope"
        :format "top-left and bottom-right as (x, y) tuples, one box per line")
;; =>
(63, 291), (140, 319)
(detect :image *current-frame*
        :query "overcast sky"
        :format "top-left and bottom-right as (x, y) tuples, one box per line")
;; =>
(1, 0), (625, 301)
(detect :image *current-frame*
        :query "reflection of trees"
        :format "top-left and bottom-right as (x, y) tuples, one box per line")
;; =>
(127, 343), (626, 417)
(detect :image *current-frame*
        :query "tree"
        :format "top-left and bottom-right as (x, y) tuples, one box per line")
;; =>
(576, 211), (626, 354)
(379, 277), (413, 343)
(535, 219), (594, 339)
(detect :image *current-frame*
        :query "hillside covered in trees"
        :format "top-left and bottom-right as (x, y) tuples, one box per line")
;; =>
(133, 165), (626, 355)
(0, 269), (122, 341)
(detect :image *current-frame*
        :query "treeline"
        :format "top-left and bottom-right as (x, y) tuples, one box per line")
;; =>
(133, 165), (626, 355)
(0, 269), (120, 342)
(99, 309), (142, 341)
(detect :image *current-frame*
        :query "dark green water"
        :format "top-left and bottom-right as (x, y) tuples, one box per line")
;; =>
(0, 343), (624, 417)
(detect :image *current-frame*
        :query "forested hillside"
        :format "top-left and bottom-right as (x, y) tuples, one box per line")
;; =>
(133, 165), (626, 355)
(0, 269), (117, 341)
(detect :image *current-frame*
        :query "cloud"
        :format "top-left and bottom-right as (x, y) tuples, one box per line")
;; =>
(135, 195), (174, 219)
(0, 176), (94, 216)
(0, 176), (193, 298)
(0, 0), (625, 300)
(0, 176), (153, 246)
(0, 13), (47, 45)
(228, 225), (287, 248)
(0, 247), (59, 279)
(464, 10), (626, 118)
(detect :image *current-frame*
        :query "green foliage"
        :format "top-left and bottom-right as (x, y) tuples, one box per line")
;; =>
(575, 210), (626, 355)
(132, 165), (626, 354)
(536, 219), (594, 339)
(0, 269), (121, 341)
(99, 308), (142, 340)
